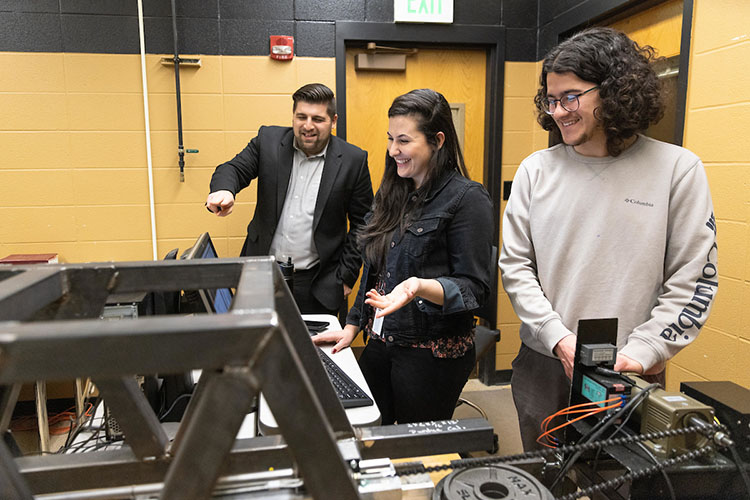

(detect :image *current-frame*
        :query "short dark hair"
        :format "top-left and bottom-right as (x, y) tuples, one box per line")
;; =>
(534, 27), (665, 157)
(292, 83), (336, 119)
(359, 89), (469, 268)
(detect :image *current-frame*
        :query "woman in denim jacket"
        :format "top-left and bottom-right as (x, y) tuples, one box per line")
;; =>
(313, 89), (494, 424)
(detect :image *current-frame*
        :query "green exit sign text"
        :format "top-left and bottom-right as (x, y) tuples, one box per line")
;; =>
(394, 0), (454, 23)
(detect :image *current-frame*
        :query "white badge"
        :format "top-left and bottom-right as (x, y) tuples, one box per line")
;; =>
(372, 309), (384, 336)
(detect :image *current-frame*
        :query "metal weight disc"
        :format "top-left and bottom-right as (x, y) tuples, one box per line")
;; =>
(433, 464), (553, 500)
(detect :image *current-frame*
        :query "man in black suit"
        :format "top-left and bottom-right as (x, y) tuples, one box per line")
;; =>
(206, 83), (373, 315)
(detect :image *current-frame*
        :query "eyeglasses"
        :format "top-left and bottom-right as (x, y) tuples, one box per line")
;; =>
(543, 86), (599, 115)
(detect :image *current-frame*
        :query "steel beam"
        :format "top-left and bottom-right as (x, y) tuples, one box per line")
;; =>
(94, 378), (169, 459)
(162, 368), (258, 499)
(0, 268), (63, 321)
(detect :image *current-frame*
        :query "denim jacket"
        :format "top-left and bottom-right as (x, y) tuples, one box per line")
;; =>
(347, 171), (494, 345)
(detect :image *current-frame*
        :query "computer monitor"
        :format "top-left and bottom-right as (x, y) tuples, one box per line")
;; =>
(180, 232), (233, 314)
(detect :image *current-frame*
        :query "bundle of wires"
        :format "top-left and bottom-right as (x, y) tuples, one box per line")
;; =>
(537, 397), (624, 449)
(10, 402), (95, 436)
(548, 383), (660, 489)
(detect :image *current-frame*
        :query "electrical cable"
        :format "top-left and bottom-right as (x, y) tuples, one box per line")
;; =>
(555, 445), (714, 500)
(591, 389), (650, 470)
(158, 392), (192, 421)
(537, 397), (622, 448)
(537, 402), (622, 448)
(394, 421), (719, 477)
(587, 391), (677, 500)
(726, 443), (750, 499)
(549, 383), (660, 489)
(633, 440), (677, 500)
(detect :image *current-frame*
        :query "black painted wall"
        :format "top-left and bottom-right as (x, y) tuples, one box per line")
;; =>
(0, 0), (538, 61)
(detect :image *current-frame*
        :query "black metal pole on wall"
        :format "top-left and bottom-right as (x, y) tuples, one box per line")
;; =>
(171, 0), (186, 182)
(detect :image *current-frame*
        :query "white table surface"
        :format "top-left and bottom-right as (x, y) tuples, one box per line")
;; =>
(258, 314), (381, 434)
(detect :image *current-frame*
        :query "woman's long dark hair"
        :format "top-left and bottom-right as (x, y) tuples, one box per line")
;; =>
(359, 88), (469, 268)
(534, 27), (664, 157)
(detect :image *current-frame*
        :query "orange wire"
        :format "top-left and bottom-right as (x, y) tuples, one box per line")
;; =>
(537, 398), (623, 448)
(539, 397), (621, 442)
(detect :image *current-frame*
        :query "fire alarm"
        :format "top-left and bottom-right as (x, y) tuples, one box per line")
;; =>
(270, 36), (294, 61)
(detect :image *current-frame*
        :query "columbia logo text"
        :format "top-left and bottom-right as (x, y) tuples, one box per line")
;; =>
(659, 241), (718, 343)
(624, 198), (654, 207)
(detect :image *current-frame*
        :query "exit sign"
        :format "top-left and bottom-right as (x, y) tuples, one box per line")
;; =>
(394, 0), (454, 23)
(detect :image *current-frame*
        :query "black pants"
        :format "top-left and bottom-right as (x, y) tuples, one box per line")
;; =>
(291, 266), (339, 316)
(510, 343), (667, 451)
(358, 338), (475, 425)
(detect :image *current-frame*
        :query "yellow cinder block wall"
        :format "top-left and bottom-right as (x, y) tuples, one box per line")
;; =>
(667, 0), (750, 391)
(496, 61), (547, 370)
(0, 52), (335, 262)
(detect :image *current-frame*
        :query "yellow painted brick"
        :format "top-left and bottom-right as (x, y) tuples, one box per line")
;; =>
(498, 291), (519, 325)
(671, 326), (737, 381)
(0, 52), (65, 92)
(222, 55), (298, 95)
(0, 170), (75, 207)
(501, 165), (519, 183)
(664, 362), (705, 392)
(0, 132), (70, 169)
(145, 55), (222, 93)
(229, 182), (257, 204)
(75, 206), (152, 241)
(225, 131), (259, 160)
(705, 165), (748, 222)
(736, 338), (750, 389)
(0, 94), (68, 131)
(154, 203), (227, 240)
(64, 53), (142, 93)
(716, 220), (747, 279)
(503, 97), (537, 132)
(704, 276), (743, 334)
(0, 207), (77, 243)
(69, 132), (146, 168)
(153, 167), (213, 204)
(67, 94), (145, 131)
(496, 323), (520, 355)
(495, 352), (516, 371)
(174, 130), (226, 168)
(147, 94), (224, 132)
(225, 202), (257, 237)
(533, 128), (549, 151)
(156, 238), (197, 260)
(165, 55), (220, 94)
(227, 236), (246, 257)
(223, 95), (292, 131)
(501, 131), (533, 165)
(692, 0), (750, 54)
(149, 93), (223, 133)
(684, 104), (750, 163)
(504, 62), (538, 98)
(689, 44), (750, 109)
(741, 282), (750, 342)
(69, 240), (153, 263)
(295, 57), (336, 92)
(72, 169), (149, 205)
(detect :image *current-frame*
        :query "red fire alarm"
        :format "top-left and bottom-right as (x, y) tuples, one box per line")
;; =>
(270, 36), (294, 61)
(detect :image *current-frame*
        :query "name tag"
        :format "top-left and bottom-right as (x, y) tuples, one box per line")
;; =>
(372, 309), (384, 336)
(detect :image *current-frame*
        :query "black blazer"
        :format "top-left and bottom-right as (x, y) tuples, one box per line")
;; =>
(210, 126), (373, 310)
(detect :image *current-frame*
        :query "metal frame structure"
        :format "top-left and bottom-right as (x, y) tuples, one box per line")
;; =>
(0, 258), (494, 499)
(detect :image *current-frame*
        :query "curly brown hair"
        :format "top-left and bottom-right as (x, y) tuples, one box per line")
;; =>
(534, 27), (665, 157)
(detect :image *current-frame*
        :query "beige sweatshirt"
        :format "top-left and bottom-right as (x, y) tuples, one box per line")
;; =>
(499, 135), (717, 372)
